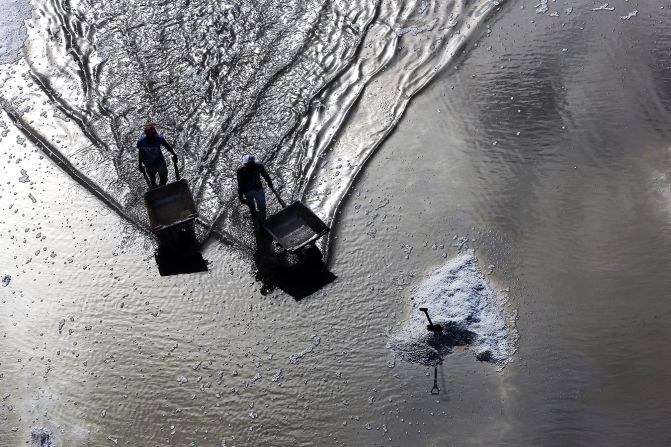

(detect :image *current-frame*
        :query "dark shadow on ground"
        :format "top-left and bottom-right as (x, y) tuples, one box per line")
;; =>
(252, 229), (336, 300)
(155, 247), (209, 276)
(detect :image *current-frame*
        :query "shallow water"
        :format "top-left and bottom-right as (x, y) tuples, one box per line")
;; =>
(3, 0), (671, 446)
(0, 0), (502, 248)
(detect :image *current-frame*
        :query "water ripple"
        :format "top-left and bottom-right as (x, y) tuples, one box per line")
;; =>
(0, 0), (505, 254)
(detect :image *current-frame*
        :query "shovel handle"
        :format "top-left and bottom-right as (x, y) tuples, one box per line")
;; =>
(431, 366), (440, 395)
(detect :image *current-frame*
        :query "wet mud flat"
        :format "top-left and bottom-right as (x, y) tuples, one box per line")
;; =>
(3, 0), (671, 446)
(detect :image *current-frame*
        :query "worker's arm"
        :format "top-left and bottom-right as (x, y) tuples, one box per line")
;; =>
(236, 170), (247, 204)
(137, 143), (144, 172)
(259, 164), (276, 191)
(260, 164), (285, 207)
(160, 138), (178, 163)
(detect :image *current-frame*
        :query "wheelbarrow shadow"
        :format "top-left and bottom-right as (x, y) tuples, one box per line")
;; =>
(252, 229), (336, 300)
(155, 245), (209, 276)
(141, 168), (209, 277)
(152, 220), (208, 277)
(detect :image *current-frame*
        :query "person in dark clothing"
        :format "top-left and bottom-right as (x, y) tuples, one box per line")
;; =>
(137, 125), (178, 188)
(237, 154), (284, 222)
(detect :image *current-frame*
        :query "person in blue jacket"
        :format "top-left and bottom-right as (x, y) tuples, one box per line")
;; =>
(137, 125), (178, 188)
(237, 154), (284, 222)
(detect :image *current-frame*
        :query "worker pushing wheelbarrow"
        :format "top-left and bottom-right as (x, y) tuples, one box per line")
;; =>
(237, 154), (329, 263)
(138, 125), (198, 254)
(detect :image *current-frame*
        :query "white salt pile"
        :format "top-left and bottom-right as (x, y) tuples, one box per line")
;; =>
(388, 251), (517, 369)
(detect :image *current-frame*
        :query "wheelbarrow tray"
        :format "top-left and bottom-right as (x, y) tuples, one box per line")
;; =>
(262, 202), (330, 252)
(144, 179), (198, 232)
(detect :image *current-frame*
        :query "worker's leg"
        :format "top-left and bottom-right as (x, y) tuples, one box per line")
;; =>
(244, 190), (258, 218)
(257, 189), (267, 221)
(145, 166), (158, 188)
(251, 188), (266, 221)
(157, 163), (168, 186)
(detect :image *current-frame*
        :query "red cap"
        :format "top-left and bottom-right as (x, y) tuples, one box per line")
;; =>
(143, 125), (157, 136)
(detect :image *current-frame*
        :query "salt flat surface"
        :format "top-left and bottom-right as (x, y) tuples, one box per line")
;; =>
(388, 251), (517, 369)
(0, 0), (31, 64)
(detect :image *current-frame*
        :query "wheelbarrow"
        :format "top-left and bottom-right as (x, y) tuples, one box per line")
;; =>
(261, 201), (330, 263)
(141, 162), (198, 254)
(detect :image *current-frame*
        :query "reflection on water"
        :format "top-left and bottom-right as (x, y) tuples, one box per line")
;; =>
(3, 0), (671, 446)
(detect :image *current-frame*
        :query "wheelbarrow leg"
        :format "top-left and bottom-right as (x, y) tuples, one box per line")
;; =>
(301, 243), (323, 267)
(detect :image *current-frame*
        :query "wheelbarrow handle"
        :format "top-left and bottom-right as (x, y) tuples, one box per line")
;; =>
(173, 158), (181, 181)
(272, 189), (286, 207)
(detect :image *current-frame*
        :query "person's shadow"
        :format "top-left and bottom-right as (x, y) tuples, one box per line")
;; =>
(252, 229), (336, 300)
